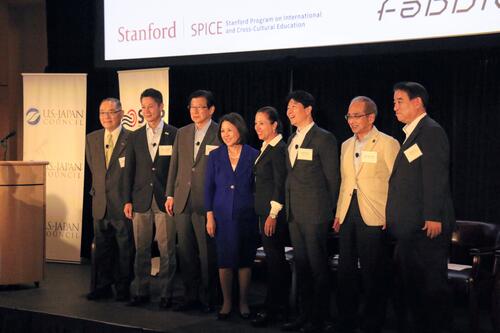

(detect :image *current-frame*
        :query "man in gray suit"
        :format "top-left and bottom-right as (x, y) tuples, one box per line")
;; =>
(282, 90), (339, 333)
(85, 97), (133, 302)
(165, 90), (220, 312)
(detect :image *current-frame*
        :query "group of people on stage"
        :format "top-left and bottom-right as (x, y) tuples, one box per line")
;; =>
(85, 82), (454, 333)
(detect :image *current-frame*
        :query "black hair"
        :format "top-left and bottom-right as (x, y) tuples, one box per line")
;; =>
(217, 112), (248, 145)
(187, 89), (215, 108)
(286, 90), (315, 110)
(393, 81), (429, 109)
(256, 106), (283, 134)
(140, 88), (163, 105)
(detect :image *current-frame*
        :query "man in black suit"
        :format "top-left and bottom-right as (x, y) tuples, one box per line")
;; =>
(124, 88), (178, 309)
(85, 97), (133, 302)
(386, 82), (454, 333)
(282, 91), (340, 333)
(165, 90), (220, 312)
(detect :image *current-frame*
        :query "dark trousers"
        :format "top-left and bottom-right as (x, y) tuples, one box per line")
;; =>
(258, 215), (291, 313)
(394, 232), (452, 333)
(288, 219), (330, 324)
(337, 193), (389, 332)
(93, 216), (134, 296)
(176, 195), (217, 306)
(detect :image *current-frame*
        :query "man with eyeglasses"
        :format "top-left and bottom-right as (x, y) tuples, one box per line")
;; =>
(333, 96), (399, 333)
(85, 97), (134, 302)
(165, 90), (220, 312)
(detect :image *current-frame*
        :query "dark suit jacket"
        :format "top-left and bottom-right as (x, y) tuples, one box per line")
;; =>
(386, 115), (455, 239)
(124, 122), (177, 213)
(166, 121), (220, 215)
(85, 127), (130, 220)
(253, 139), (287, 217)
(285, 124), (340, 224)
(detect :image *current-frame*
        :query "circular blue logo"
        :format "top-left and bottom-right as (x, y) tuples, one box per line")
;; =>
(26, 108), (41, 125)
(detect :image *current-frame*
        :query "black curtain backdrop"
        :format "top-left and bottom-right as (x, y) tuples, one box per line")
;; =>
(45, 1), (500, 259)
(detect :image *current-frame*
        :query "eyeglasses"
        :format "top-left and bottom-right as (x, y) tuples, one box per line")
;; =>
(344, 112), (373, 120)
(99, 110), (122, 117)
(188, 106), (208, 110)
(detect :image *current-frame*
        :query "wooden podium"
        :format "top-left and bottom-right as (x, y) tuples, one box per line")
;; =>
(0, 161), (48, 286)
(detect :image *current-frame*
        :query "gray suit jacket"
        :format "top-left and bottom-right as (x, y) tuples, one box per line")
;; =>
(85, 127), (130, 220)
(166, 121), (220, 215)
(285, 124), (340, 224)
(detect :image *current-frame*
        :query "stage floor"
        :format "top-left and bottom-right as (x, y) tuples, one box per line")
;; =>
(0, 263), (496, 333)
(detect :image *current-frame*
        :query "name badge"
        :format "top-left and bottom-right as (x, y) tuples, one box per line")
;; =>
(118, 157), (125, 168)
(297, 148), (313, 161)
(159, 145), (173, 156)
(404, 143), (423, 163)
(205, 145), (218, 155)
(361, 151), (377, 164)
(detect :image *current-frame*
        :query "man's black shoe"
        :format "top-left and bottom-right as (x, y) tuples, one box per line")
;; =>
(281, 317), (306, 331)
(299, 322), (324, 333)
(115, 292), (130, 302)
(86, 286), (113, 301)
(252, 312), (273, 327)
(201, 304), (215, 313)
(127, 295), (150, 306)
(159, 297), (173, 309)
(172, 300), (198, 312)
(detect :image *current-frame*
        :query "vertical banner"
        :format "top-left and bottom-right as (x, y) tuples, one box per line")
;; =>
(118, 67), (169, 131)
(22, 73), (87, 263)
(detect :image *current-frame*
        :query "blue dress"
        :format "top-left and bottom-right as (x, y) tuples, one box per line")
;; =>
(204, 144), (259, 268)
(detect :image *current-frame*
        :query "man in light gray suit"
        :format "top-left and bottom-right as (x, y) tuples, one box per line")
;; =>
(165, 90), (220, 312)
(85, 97), (133, 302)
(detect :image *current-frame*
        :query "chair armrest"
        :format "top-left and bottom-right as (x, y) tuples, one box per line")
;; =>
(470, 245), (500, 256)
(470, 247), (499, 280)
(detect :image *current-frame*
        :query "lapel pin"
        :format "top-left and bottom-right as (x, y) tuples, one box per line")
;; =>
(165, 131), (169, 135)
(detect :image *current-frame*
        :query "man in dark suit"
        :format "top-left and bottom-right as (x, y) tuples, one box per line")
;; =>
(282, 90), (340, 333)
(165, 90), (220, 312)
(85, 97), (133, 302)
(123, 88), (178, 309)
(386, 82), (454, 333)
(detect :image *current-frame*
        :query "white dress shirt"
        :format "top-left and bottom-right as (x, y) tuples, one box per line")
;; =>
(146, 121), (164, 161)
(403, 112), (427, 143)
(193, 119), (211, 161)
(288, 122), (315, 167)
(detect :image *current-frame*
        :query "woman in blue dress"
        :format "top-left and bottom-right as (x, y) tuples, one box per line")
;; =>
(205, 112), (259, 320)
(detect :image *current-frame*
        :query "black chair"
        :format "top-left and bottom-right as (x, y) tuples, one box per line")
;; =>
(447, 220), (500, 333)
(492, 249), (500, 333)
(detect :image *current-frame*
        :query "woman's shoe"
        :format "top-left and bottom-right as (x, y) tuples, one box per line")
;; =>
(239, 311), (251, 320)
(217, 311), (231, 321)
